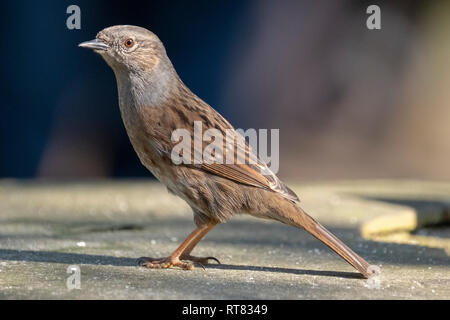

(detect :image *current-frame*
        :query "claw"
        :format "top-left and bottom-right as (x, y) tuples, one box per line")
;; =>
(207, 256), (221, 264)
(197, 262), (206, 270)
(137, 256), (151, 266)
(180, 255), (221, 265)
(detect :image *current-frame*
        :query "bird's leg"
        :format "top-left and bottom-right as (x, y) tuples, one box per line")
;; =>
(179, 222), (220, 265)
(138, 222), (217, 270)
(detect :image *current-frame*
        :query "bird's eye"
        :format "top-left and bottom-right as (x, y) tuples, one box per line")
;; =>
(124, 38), (135, 48)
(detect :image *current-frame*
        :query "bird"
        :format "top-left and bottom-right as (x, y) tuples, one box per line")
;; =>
(79, 25), (374, 278)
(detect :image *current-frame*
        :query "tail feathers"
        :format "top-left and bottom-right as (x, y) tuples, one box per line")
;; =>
(293, 207), (373, 278)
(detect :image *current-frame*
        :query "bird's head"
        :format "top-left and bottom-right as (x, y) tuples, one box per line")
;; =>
(79, 25), (168, 75)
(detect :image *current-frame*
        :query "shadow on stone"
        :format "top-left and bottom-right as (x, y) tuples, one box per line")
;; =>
(0, 249), (137, 266)
(0, 248), (362, 279)
(204, 263), (363, 279)
(358, 196), (450, 214)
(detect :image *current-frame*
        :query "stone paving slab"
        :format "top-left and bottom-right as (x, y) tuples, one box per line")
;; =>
(0, 179), (449, 299)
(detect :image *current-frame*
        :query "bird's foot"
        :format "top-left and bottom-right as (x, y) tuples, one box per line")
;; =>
(180, 254), (221, 265)
(137, 254), (220, 270)
(137, 256), (194, 270)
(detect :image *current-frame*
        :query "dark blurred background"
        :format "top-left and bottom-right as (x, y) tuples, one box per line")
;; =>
(1, 0), (449, 181)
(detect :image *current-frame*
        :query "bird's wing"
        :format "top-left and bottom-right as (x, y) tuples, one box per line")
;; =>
(145, 97), (300, 203)
(193, 128), (300, 203)
(141, 91), (299, 203)
(201, 162), (300, 203)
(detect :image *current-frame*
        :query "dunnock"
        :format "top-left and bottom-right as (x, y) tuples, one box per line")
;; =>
(79, 25), (373, 278)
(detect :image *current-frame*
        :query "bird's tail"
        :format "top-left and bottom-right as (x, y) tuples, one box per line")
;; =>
(286, 205), (373, 278)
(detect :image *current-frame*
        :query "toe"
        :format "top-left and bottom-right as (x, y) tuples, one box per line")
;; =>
(137, 256), (151, 266)
(176, 261), (194, 270)
(182, 255), (221, 265)
(137, 256), (169, 268)
(206, 256), (221, 264)
(137, 256), (194, 270)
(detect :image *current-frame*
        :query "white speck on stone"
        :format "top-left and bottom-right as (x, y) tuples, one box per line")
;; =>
(150, 240), (156, 245)
(77, 241), (86, 247)
(118, 201), (128, 212)
(170, 237), (178, 242)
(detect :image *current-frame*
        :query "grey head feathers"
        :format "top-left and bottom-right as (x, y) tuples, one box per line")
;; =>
(94, 25), (179, 108)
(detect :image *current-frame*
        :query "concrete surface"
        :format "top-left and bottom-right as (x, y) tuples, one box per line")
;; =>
(0, 179), (449, 299)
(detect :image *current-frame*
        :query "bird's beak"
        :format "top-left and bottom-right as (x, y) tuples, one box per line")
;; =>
(78, 38), (109, 51)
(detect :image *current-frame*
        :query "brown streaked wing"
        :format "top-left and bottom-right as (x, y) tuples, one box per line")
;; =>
(173, 103), (300, 202)
(145, 93), (300, 203)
